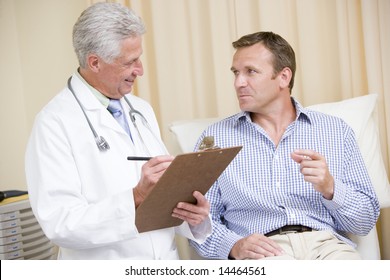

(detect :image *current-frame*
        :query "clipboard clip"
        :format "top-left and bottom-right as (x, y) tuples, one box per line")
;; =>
(198, 136), (220, 151)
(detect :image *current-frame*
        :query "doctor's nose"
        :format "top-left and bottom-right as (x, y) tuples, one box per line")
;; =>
(133, 59), (144, 77)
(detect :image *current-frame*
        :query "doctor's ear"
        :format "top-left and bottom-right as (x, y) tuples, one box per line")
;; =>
(87, 54), (100, 72)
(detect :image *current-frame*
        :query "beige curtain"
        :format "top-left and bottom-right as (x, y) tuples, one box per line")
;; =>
(5, 0), (383, 259)
(104, 0), (390, 259)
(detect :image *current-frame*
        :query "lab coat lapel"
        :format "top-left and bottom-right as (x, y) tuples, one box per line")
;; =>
(70, 74), (127, 136)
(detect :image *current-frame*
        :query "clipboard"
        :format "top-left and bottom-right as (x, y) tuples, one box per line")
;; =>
(135, 146), (242, 233)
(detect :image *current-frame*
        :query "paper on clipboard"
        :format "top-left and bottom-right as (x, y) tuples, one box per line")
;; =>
(135, 146), (242, 233)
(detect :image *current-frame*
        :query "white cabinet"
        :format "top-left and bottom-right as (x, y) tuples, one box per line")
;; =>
(0, 197), (57, 260)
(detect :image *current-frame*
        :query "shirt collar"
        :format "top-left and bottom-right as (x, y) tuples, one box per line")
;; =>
(75, 70), (110, 108)
(232, 97), (312, 125)
(292, 97), (311, 122)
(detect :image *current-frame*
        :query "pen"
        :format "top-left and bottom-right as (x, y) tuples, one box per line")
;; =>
(127, 156), (152, 161)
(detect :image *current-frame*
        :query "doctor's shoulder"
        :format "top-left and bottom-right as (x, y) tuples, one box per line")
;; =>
(33, 88), (83, 128)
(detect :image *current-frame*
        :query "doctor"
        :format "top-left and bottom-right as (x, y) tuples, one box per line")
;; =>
(25, 2), (211, 259)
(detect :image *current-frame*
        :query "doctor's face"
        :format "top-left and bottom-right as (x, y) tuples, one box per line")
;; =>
(95, 36), (144, 99)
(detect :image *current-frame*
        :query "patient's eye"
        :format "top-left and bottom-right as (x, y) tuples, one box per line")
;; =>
(247, 68), (257, 75)
(232, 70), (239, 76)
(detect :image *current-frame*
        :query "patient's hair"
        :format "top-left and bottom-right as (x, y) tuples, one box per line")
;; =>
(233, 31), (296, 91)
(73, 2), (145, 68)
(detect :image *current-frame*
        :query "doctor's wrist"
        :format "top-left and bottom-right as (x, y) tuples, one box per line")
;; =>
(133, 187), (146, 208)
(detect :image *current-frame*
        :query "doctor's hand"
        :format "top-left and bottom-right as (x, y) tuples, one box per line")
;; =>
(172, 191), (210, 226)
(133, 155), (174, 208)
(291, 149), (335, 200)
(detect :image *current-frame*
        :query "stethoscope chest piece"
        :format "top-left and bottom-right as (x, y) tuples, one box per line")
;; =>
(95, 136), (110, 151)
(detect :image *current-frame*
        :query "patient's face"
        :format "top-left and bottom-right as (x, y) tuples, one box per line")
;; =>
(231, 43), (282, 114)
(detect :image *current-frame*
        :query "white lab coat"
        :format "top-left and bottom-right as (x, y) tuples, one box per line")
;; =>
(25, 74), (211, 259)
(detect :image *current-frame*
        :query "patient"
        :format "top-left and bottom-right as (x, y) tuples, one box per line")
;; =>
(190, 31), (380, 260)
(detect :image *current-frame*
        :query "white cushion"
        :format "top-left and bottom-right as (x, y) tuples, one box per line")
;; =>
(169, 94), (388, 259)
(169, 118), (220, 153)
(307, 94), (390, 208)
(307, 94), (387, 260)
(170, 95), (390, 208)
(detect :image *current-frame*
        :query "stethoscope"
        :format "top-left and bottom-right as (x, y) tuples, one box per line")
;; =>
(67, 76), (164, 155)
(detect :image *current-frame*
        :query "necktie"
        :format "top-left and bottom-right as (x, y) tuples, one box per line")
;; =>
(107, 99), (132, 140)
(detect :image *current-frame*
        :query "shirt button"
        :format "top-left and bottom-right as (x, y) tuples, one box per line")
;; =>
(290, 213), (296, 219)
(275, 182), (281, 187)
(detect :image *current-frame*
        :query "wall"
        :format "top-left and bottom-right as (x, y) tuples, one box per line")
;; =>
(0, 0), (88, 190)
(0, 0), (388, 259)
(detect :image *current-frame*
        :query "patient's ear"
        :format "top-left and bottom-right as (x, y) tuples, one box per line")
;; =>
(278, 67), (292, 89)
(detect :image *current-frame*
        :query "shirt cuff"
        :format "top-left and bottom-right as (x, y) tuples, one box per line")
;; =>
(175, 215), (212, 244)
(217, 231), (243, 259)
(321, 179), (347, 210)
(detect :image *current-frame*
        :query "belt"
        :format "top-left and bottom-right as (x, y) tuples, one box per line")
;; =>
(265, 225), (312, 237)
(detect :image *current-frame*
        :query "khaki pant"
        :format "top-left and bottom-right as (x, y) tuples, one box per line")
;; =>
(266, 231), (361, 260)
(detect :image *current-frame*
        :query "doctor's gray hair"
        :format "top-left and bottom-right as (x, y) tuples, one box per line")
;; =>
(73, 2), (145, 68)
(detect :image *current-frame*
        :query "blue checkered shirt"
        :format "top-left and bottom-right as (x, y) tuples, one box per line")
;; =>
(190, 98), (380, 259)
